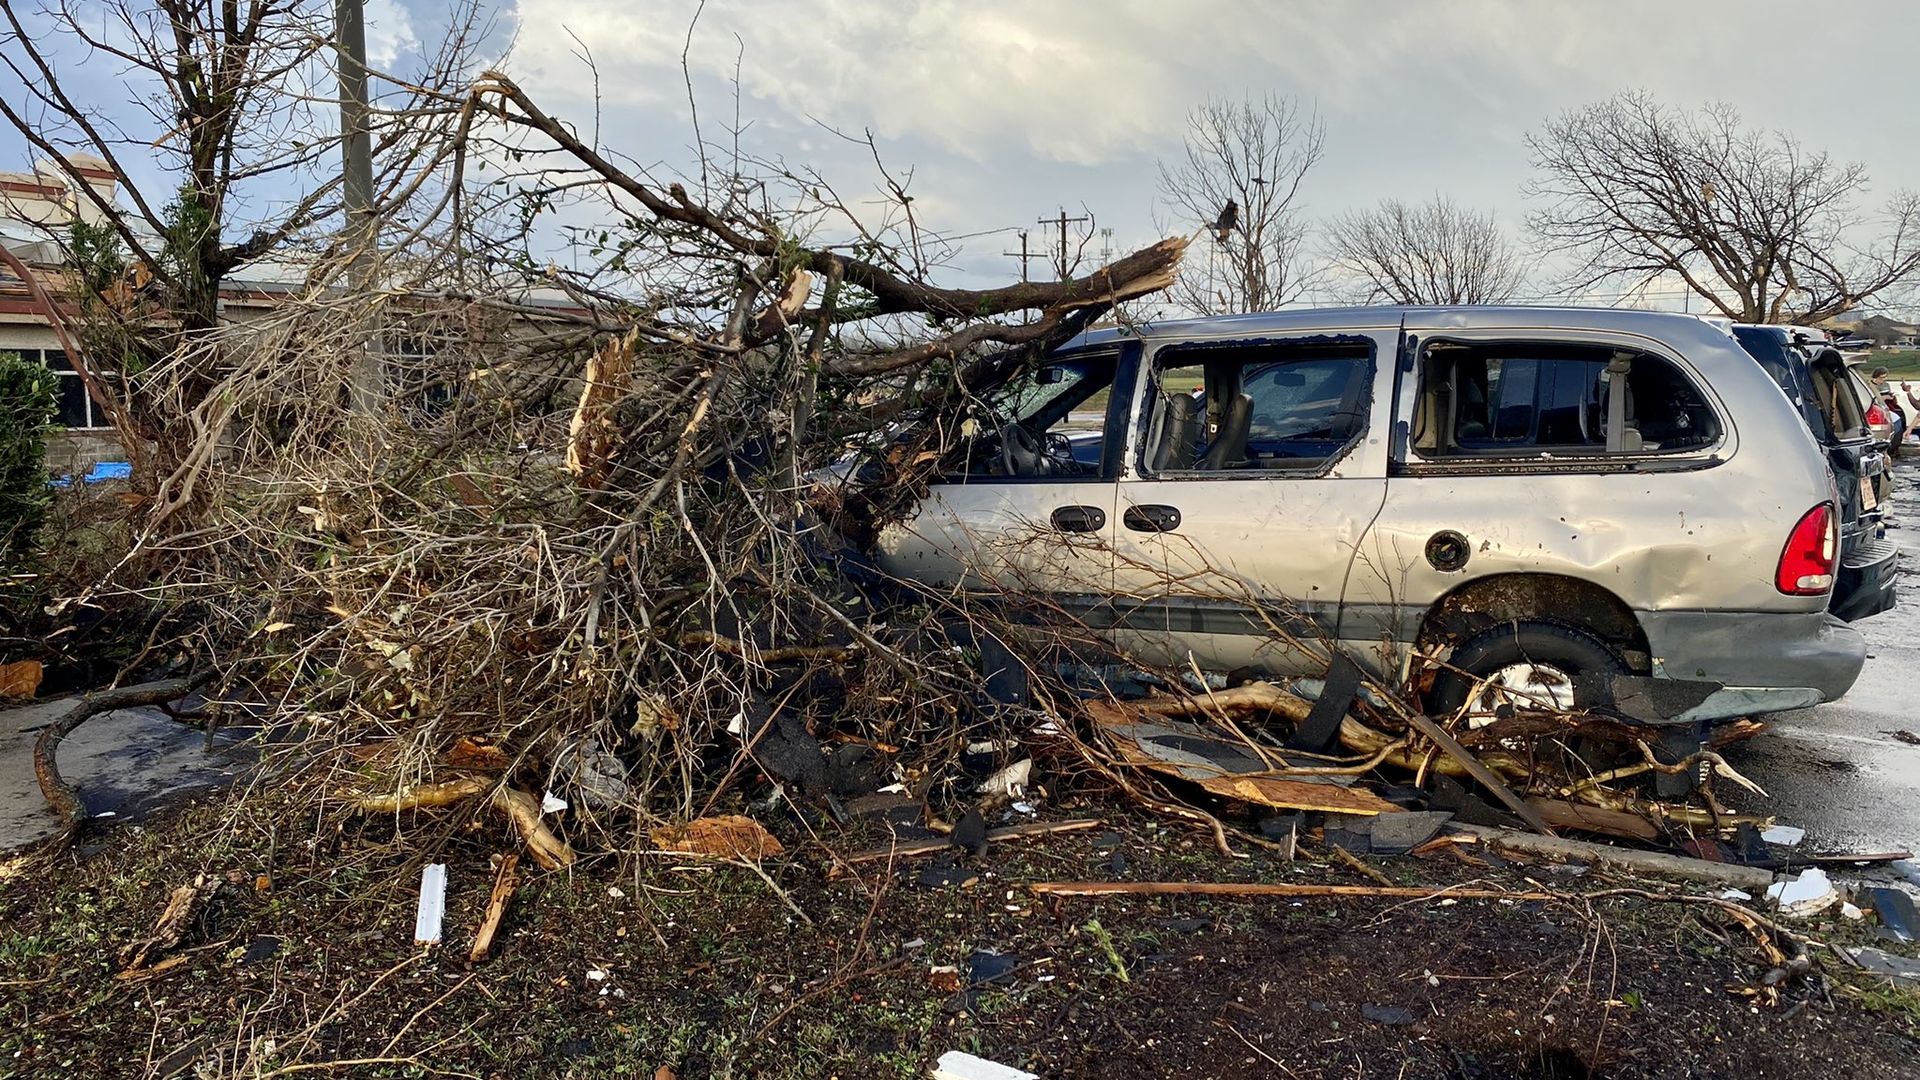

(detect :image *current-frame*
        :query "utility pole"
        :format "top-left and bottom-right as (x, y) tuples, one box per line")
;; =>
(1039, 207), (1092, 281)
(336, 0), (381, 412)
(1001, 229), (1037, 283)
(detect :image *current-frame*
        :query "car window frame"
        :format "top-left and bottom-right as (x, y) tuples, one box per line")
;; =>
(1130, 333), (1377, 482)
(1399, 333), (1729, 475)
(931, 341), (1140, 486)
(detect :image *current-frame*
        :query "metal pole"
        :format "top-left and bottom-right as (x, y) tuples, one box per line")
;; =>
(336, 0), (380, 412)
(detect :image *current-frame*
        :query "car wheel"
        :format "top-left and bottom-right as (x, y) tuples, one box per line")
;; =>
(1426, 619), (1627, 717)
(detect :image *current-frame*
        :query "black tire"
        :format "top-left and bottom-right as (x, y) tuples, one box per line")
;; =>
(1426, 619), (1627, 716)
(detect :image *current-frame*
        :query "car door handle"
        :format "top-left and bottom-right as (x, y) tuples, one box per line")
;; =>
(1050, 505), (1107, 533)
(1123, 504), (1182, 532)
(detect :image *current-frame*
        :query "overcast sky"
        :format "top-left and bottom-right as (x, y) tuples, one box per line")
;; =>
(7, 0), (1919, 306)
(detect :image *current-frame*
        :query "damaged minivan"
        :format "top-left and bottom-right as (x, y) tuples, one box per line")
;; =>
(872, 307), (1867, 722)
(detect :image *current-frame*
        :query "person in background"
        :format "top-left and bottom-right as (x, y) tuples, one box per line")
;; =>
(1871, 366), (1907, 454)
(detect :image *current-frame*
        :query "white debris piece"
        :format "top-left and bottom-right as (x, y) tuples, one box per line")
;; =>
(979, 758), (1033, 798)
(1760, 824), (1806, 847)
(726, 708), (746, 737)
(1765, 867), (1839, 917)
(541, 790), (569, 814)
(413, 864), (448, 945)
(1842, 902), (1865, 920)
(1717, 888), (1752, 902)
(931, 1050), (1038, 1080)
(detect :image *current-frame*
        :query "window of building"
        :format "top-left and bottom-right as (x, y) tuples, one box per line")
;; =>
(7, 348), (109, 429)
(1142, 339), (1371, 474)
(1414, 341), (1720, 458)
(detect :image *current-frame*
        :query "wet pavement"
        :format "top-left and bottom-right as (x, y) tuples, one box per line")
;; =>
(1724, 458), (1920, 855)
(0, 696), (251, 851)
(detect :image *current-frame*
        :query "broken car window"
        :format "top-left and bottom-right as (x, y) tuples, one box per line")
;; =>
(949, 351), (1117, 481)
(1144, 339), (1371, 474)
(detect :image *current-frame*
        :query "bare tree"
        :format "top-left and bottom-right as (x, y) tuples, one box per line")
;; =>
(1157, 94), (1324, 314)
(1524, 90), (1920, 322)
(0, 0), (486, 521)
(1323, 196), (1523, 305)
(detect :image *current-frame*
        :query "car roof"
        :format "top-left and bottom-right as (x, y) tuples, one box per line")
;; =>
(1066, 305), (1745, 350)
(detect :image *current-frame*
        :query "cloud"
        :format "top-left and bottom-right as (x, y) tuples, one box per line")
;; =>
(364, 0), (421, 68)
(491, 0), (1920, 296)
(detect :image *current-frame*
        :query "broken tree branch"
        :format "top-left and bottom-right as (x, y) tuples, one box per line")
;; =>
(1029, 881), (1553, 901)
(34, 673), (216, 853)
(468, 853), (520, 963)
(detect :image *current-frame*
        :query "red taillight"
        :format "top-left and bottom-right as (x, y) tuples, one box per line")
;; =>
(1867, 403), (1889, 426)
(1776, 503), (1838, 595)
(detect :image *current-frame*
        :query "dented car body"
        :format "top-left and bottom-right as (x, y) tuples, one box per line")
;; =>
(874, 306), (1867, 722)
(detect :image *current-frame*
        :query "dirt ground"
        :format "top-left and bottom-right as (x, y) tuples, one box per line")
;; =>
(4, 792), (1920, 1080)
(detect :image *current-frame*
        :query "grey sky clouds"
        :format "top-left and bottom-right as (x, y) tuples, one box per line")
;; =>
(7, 0), (1916, 304)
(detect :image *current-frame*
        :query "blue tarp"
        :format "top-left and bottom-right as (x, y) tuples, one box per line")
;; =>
(48, 461), (132, 487)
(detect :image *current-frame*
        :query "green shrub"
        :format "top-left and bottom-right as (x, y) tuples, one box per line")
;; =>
(0, 351), (59, 561)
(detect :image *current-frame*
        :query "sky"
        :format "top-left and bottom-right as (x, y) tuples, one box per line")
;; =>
(6, 0), (1920, 306)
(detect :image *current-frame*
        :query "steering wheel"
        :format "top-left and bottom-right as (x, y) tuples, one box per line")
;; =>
(1044, 431), (1083, 475)
(1000, 422), (1045, 477)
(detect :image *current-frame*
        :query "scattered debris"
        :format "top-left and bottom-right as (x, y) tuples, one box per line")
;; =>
(0, 658), (43, 699)
(932, 1050), (1038, 1080)
(913, 863), (980, 890)
(541, 791), (569, 814)
(1761, 824), (1807, 847)
(239, 935), (281, 964)
(835, 817), (1103, 868)
(1088, 704), (1402, 815)
(1366, 810), (1454, 855)
(1401, 713), (1552, 835)
(1028, 881), (1552, 901)
(1766, 868), (1840, 918)
(493, 786), (578, 869)
(1847, 946), (1920, 985)
(551, 737), (632, 812)
(1451, 824), (1774, 890)
(1360, 1003), (1418, 1026)
(354, 777), (491, 814)
(120, 874), (217, 971)
(470, 853), (521, 963)
(968, 948), (1019, 987)
(1867, 887), (1919, 943)
(1330, 844), (1394, 887)
(1883, 729), (1920, 746)
(950, 807), (989, 856)
(978, 758), (1034, 799)
(414, 864), (448, 946)
(651, 815), (784, 859)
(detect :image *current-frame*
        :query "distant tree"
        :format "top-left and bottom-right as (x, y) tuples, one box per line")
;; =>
(1323, 196), (1523, 305)
(1524, 90), (1920, 323)
(0, 0), (483, 526)
(1157, 94), (1324, 314)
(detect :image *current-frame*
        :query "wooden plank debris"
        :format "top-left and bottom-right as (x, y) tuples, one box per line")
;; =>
(1088, 702), (1401, 816)
(469, 853), (520, 962)
(1403, 713), (1553, 834)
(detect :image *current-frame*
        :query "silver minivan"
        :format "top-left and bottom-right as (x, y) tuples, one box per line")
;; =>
(872, 306), (1866, 722)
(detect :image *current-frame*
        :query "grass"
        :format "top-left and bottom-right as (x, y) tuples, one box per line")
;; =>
(1865, 349), (1920, 377)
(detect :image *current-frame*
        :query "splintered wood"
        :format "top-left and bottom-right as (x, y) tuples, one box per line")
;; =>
(652, 815), (785, 859)
(469, 853), (521, 962)
(120, 875), (216, 971)
(1085, 700), (1401, 816)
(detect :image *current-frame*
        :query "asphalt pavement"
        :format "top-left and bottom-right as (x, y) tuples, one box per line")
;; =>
(1724, 458), (1920, 855)
(0, 697), (249, 851)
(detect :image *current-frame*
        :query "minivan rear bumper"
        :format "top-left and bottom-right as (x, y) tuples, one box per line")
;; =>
(1833, 536), (1900, 622)
(1639, 610), (1867, 720)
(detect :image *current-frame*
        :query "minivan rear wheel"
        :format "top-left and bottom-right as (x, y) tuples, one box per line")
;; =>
(1426, 619), (1627, 717)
